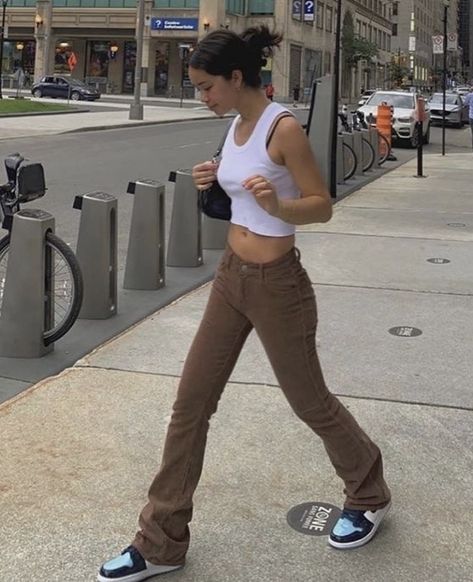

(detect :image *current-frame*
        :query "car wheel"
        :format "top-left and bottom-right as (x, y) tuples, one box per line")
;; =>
(423, 123), (430, 144)
(410, 132), (420, 148)
(71, 91), (81, 101)
(32, 88), (42, 98)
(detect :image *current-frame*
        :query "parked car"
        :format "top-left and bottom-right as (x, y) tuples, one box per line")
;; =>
(454, 85), (470, 97)
(31, 76), (101, 101)
(428, 92), (468, 127)
(358, 89), (376, 107)
(357, 90), (431, 147)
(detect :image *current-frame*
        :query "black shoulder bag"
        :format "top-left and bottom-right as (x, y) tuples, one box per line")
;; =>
(198, 123), (232, 221)
(199, 112), (294, 222)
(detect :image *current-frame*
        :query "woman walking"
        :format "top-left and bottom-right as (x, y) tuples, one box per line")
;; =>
(98, 25), (391, 582)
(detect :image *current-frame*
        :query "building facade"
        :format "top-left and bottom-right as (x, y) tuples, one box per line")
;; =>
(2, 0), (390, 99)
(390, 0), (461, 91)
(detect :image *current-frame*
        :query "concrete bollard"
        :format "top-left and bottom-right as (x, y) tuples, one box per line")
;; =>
(123, 179), (165, 290)
(167, 169), (202, 267)
(202, 215), (229, 250)
(352, 131), (364, 176)
(0, 209), (55, 357)
(369, 126), (380, 166)
(73, 192), (118, 319)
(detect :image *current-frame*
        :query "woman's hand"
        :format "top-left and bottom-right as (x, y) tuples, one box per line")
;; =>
(192, 161), (218, 191)
(242, 175), (281, 217)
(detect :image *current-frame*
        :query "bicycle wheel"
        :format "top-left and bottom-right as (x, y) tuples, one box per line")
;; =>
(342, 142), (357, 181)
(0, 231), (83, 346)
(377, 132), (392, 165)
(361, 137), (376, 172)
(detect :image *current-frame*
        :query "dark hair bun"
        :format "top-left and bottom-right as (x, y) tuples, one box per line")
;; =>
(240, 25), (283, 66)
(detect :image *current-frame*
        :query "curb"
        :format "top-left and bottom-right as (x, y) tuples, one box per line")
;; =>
(60, 114), (233, 134)
(0, 107), (87, 118)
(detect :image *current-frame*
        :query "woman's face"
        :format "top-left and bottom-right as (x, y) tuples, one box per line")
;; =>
(189, 67), (239, 116)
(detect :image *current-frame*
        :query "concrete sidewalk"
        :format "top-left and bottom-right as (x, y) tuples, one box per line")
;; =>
(1, 154), (473, 582)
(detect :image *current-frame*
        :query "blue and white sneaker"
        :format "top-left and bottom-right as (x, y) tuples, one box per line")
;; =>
(329, 501), (391, 549)
(98, 546), (183, 581)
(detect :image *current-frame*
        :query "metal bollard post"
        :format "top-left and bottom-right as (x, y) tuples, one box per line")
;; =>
(167, 169), (202, 267)
(73, 192), (118, 318)
(0, 209), (55, 357)
(202, 215), (229, 250)
(336, 135), (345, 184)
(123, 179), (165, 290)
(360, 128), (372, 170)
(352, 131), (364, 176)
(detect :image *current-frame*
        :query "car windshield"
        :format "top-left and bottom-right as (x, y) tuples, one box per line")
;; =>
(68, 79), (88, 88)
(367, 93), (415, 108)
(429, 94), (458, 105)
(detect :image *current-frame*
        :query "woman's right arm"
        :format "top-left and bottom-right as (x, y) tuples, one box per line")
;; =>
(192, 161), (218, 191)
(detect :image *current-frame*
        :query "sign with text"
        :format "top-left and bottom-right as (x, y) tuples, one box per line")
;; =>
(432, 35), (444, 54)
(287, 502), (341, 536)
(292, 0), (302, 20)
(447, 32), (458, 51)
(151, 18), (198, 31)
(303, 0), (315, 22)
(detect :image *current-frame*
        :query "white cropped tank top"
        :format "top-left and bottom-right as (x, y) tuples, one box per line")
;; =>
(217, 102), (300, 237)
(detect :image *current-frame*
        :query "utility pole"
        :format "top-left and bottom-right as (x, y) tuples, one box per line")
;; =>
(330, 0), (342, 198)
(0, 0), (8, 100)
(129, 0), (145, 120)
(442, 0), (450, 156)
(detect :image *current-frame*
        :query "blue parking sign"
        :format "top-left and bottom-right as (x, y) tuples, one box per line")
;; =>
(304, 0), (315, 22)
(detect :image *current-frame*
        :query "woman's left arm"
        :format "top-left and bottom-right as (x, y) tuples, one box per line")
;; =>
(243, 116), (333, 225)
(275, 116), (333, 224)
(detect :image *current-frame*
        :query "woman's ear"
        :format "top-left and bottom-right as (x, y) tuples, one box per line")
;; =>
(231, 69), (243, 90)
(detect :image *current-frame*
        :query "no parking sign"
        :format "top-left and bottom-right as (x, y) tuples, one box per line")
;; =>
(432, 35), (444, 54)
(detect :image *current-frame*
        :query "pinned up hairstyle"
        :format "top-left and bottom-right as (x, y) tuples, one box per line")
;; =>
(189, 25), (283, 88)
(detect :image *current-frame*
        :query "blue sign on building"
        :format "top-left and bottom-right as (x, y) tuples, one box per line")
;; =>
(151, 17), (199, 31)
(303, 0), (315, 22)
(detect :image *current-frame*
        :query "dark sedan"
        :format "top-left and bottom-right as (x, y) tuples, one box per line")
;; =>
(31, 76), (101, 101)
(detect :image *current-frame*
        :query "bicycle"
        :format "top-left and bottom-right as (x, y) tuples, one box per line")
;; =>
(303, 119), (358, 182)
(338, 110), (376, 172)
(340, 109), (392, 166)
(0, 153), (83, 346)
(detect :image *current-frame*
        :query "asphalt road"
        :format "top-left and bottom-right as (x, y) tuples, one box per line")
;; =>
(0, 118), (469, 397)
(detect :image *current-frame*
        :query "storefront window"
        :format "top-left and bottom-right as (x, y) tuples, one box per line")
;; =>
(1, 41), (35, 76)
(248, 0), (273, 14)
(154, 42), (169, 96)
(87, 41), (109, 78)
(54, 42), (76, 74)
(154, 0), (199, 7)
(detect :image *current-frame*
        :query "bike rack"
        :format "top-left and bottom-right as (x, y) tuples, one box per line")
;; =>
(167, 169), (202, 267)
(123, 179), (165, 290)
(202, 215), (229, 250)
(336, 135), (345, 184)
(0, 209), (55, 357)
(73, 192), (118, 319)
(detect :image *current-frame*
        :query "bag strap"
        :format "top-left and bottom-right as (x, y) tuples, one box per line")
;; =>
(265, 112), (294, 148)
(215, 120), (233, 157)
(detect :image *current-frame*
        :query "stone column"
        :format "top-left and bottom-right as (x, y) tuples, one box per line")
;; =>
(34, 0), (53, 81)
(198, 0), (226, 37)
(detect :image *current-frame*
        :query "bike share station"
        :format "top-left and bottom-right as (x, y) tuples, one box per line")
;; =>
(0, 153), (228, 396)
(0, 80), (394, 396)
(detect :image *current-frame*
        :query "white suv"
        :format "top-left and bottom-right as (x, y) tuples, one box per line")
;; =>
(357, 90), (431, 147)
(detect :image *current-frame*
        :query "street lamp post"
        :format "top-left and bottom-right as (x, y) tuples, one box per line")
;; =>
(442, 0), (450, 156)
(0, 0), (8, 100)
(129, 0), (145, 120)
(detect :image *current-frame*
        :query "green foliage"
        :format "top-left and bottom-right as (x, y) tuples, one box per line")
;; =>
(0, 99), (72, 115)
(342, 10), (378, 68)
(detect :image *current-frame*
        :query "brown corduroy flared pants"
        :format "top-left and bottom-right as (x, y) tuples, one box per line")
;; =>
(132, 246), (391, 566)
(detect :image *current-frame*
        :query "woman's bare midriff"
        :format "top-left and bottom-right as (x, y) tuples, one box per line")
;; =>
(227, 223), (295, 263)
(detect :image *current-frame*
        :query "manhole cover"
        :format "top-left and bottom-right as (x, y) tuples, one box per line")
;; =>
(287, 502), (341, 536)
(389, 326), (422, 337)
(426, 258), (450, 264)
